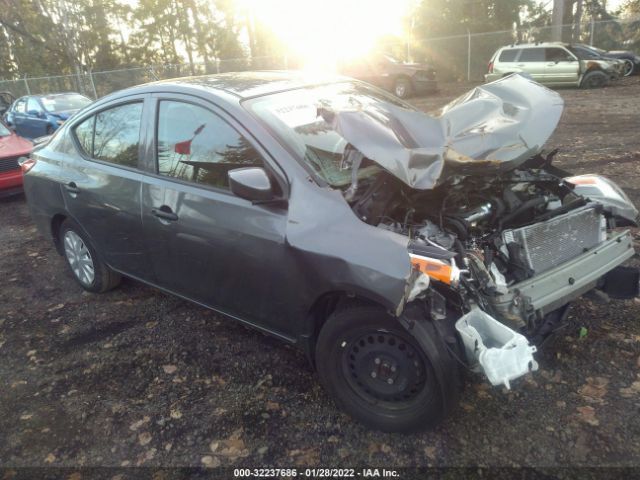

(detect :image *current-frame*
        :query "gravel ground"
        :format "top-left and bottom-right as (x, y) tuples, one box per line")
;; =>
(1, 76), (640, 473)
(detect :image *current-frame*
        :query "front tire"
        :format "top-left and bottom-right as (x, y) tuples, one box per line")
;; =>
(315, 305), (456, 432)
(622, 59), (634, 77)
(581, 70), (608, 89)
(60, 219), (121, 293)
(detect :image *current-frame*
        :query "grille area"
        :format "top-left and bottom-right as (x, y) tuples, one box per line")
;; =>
(0, 155), (20, 173)
(502, 206), (604, 275)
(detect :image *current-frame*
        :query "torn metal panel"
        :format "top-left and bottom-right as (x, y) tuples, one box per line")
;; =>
(321, 74), (564, 189)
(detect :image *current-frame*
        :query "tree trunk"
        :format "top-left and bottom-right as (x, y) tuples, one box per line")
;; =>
(552, 0), (565, 41)
(574, 0), (583, 41)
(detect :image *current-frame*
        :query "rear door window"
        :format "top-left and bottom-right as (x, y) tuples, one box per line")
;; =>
(74, 116), (95, 156)
(499, 49), (520, 62)
(519, 48), (545, 62)
(72, 102), (143, 168)
(93, 103), (143, 168)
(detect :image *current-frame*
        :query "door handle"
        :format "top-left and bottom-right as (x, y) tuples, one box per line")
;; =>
(151, 207), (179, 222)
(64, 182), (80, 194)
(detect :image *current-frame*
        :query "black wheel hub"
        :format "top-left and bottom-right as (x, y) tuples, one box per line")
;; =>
(342, 331), (426, 404)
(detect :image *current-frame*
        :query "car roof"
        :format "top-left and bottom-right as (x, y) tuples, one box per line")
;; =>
(125, 70), (351, 100)
(500, 42), (570, 50)
(34, 92), (85, 98)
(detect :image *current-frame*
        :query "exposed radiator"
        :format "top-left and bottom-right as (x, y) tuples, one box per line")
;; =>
(502, 205), (605, 275)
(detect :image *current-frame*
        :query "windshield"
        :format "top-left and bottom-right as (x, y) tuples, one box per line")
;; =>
(568, 46), (600, 59)
(41, 94), (91, 113)
(0, 122), (11, 137)
(248, 82), (413, 186)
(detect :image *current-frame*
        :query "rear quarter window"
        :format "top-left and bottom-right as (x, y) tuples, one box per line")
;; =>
(499, 49), (520, 62)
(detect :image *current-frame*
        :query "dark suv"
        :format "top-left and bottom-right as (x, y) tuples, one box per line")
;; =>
(22, 72), (637, 432)
(339, 54), (437, 98)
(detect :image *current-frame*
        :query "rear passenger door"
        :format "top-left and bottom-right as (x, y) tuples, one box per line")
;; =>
(517, 48), (546, 82)
(62, 95), (155, 281)
(544, 47), (579, 84)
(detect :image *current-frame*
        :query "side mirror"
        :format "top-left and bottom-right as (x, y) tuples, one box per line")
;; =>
(228, 167), (275, 202)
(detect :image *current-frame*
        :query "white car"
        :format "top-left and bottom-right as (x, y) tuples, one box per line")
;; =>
(485, 42), (623, 88)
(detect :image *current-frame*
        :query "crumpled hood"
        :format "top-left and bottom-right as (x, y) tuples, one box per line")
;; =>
(321, 74), (564, 189)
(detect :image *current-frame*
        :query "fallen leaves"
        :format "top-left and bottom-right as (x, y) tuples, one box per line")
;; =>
(619, 379), (640, 398)
(162, 365), (177, 375)
(288, 447), (320, 466)
(201, 455), (222, 468)
(578, 376), (609, 404)
(138, 432), (152, 446)
(169, 408), (182, 419)
(44, 453), (56, 464)
(47, 303), (64, 312)
(576, 405), (599, 426)
(265, 401), (280, 411)
(424, 446), (437, 461)
(129, 416), (150, 431)
(209, 428), (250, 462)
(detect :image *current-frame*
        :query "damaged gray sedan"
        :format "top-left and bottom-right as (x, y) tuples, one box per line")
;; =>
(23, 72), (638, 432)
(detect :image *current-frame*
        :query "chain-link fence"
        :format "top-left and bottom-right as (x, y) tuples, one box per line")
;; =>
(0, 17), (637, 100)
(0, 55), (289, 100)
(413, 17), (639, 81)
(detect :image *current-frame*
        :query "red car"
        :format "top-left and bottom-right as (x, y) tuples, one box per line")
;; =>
(0, 120), (32, 197)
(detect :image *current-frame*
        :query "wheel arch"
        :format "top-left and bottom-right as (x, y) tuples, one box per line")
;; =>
(301, 290), (389, 368)
(51, 213), (68, 255)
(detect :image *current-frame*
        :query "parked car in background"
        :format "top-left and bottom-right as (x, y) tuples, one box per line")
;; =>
(0, 119), (32, 197)
(485, 42), (623, 88)
(22, 72), (638, 432)
(571, 43), (640, 77)
(0, 92), (15, 117)
(4, 92), (91, 139)
(339, 53), (437, 98)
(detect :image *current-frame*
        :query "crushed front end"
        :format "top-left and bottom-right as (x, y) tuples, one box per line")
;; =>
(327, 75), (639, 388)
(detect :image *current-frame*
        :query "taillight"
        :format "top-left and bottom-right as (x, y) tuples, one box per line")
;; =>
(488, 61), (494, 73)
(19, 157), (36, 174)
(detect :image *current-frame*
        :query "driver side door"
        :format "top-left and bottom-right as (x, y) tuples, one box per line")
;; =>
(26, 97), (49, 138)
(10, 98), (28, 137)
(545, 47), (579, 84)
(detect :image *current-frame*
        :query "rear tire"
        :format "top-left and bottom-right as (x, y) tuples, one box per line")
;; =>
(60, 219), (121, 293)
(581, 70), (608, 89)
(315, 305), (457, 432)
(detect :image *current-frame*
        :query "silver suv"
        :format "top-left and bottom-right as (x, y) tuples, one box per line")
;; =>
(485, 42), (623, 88)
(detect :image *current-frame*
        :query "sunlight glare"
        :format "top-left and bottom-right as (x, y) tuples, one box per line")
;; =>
(239, 0), (413, 71)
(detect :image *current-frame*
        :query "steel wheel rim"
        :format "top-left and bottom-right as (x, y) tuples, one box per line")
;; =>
(63, 230), (95, 286)
(395, 83), (406, 97)
(341, 330), (427, 408)
(623, 60), (633, 77)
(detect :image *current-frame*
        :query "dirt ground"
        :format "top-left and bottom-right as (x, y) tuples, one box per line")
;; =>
(1, 76), (640, 474)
